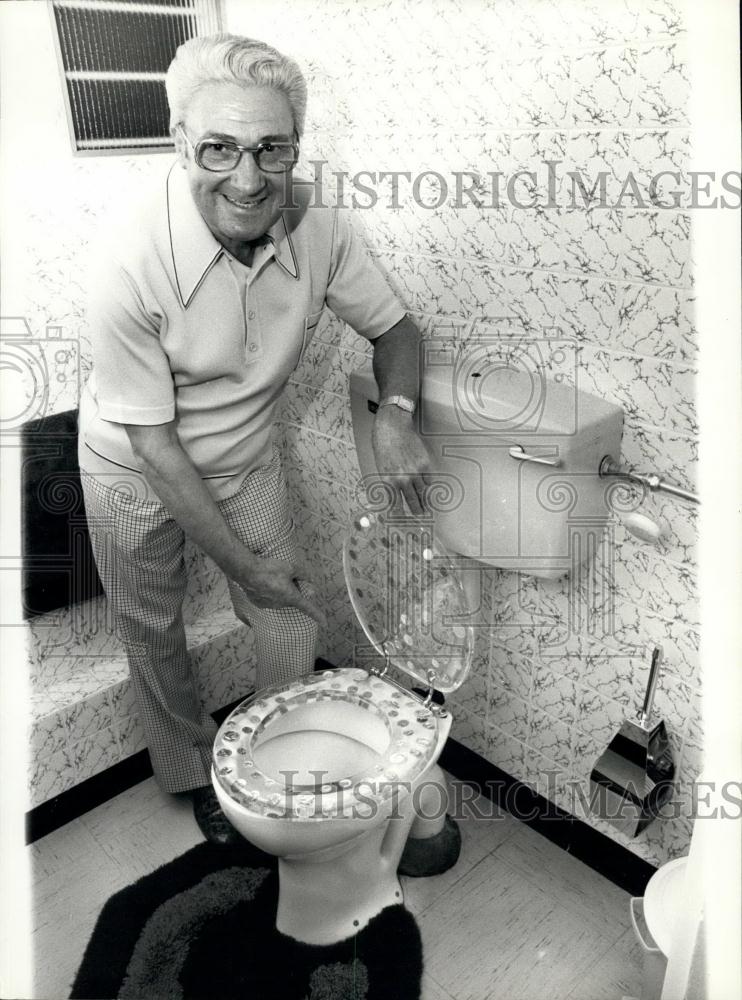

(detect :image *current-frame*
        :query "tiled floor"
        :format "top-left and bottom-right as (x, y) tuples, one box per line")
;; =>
(26, 776), (644, 1000)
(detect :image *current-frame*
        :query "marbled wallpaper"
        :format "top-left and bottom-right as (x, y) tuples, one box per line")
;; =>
(227, 0), (700, 867)
(11, 0), (701, 863)
(26, 547), (257, 807)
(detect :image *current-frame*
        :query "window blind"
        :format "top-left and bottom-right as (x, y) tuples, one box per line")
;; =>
(51, 0), (222, 153)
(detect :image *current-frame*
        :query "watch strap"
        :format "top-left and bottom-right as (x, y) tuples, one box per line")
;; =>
(377, 394), (416, 413)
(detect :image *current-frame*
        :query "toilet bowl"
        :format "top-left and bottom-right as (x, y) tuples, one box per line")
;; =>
(213, 665), (452, 943)
(212, 509), (470, 945)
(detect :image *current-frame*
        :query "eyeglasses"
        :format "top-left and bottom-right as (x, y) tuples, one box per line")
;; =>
(176, 124), (299, 174)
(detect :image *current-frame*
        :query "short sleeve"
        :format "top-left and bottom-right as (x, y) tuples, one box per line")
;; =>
(88, 254), (175, 425)
(324, 210), (406, 340)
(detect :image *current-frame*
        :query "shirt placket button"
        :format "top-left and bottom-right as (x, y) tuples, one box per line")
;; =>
(246, 303), (257, 355)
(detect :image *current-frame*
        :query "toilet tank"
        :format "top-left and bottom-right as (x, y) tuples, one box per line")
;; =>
(349, 347), (623, 578)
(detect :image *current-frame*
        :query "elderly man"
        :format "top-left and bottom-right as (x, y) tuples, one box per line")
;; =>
(79, 34), (431, 844)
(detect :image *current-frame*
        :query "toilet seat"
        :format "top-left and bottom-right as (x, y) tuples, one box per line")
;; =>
(213, 668), (441, 821)
(214, 508), (474, 827)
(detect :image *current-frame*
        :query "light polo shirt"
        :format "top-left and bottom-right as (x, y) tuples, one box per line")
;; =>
(78, 163), (405, 500)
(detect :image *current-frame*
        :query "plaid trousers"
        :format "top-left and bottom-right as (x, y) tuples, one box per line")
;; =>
(81, 449), (318, 792)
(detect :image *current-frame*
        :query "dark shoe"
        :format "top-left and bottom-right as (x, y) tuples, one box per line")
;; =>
(398, 814), (462, 877)
(191, 786), (243, 846)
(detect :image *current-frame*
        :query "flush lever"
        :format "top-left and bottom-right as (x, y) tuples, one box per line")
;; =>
(508, 445), (561, 468)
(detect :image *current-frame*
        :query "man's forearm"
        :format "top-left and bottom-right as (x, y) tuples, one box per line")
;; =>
(368, 314), (433, 514)
(127, 425), (257, 582)
(371, 314), (421, 403)
(124, 423), (325, 624)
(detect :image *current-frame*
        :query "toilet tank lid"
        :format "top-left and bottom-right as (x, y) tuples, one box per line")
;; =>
(342, 507), (473, 694)
(350, 361), (622, 438)
(423, 362), (621, 437)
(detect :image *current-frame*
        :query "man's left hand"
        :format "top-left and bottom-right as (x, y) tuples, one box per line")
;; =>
(371, 405), (433, 515)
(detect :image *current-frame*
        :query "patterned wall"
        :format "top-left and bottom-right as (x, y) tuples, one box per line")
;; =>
(10, 0), (700, 864)
(227, 0), (700, 867)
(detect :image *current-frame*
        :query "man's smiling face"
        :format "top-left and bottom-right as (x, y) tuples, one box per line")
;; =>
(176, 81), (295, 252)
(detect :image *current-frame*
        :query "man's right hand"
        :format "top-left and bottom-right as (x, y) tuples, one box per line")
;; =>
(125, 423), (327, 628)
(236, 555), (327, 627)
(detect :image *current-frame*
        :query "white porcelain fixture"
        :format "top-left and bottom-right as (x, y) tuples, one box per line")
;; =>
(213, 510), (471, 945)
(350, 352), (623, 578)
(213, 665), (454, 944)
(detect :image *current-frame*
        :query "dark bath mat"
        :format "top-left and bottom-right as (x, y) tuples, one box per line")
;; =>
(70, 840), (423, 1000)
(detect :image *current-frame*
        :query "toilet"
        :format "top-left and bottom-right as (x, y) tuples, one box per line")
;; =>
(213, 508), (472, 945)
(212, 356), (625, 945)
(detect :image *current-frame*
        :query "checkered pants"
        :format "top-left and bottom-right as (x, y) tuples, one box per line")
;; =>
(81, 450), (318, 793)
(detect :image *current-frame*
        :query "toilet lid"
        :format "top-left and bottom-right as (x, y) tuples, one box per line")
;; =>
(343, 507), (473, 694)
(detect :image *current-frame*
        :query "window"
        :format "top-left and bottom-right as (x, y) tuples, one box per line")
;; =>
(50, 0), (222, 155)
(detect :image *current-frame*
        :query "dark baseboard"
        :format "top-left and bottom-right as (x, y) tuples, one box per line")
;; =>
(26, 661), (658, 896)
(440, 737), (657, 897)
(26, 749), (155, 845)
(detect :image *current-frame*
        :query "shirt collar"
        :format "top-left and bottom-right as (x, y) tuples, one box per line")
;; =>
(166, 164), (299, 308)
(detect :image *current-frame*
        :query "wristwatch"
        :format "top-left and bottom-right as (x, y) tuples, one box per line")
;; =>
(377, 394), (416, 414)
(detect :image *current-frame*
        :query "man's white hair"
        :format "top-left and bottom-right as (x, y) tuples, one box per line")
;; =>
(165, 33), (307, 136)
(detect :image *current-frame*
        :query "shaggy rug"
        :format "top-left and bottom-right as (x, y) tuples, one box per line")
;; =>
(70, 840), (423, 1000)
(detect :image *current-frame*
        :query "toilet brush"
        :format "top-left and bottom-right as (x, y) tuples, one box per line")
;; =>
(588, 646), (676, 837)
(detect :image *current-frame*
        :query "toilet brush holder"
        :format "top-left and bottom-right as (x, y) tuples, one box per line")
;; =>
(589, 646), (676, 837)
